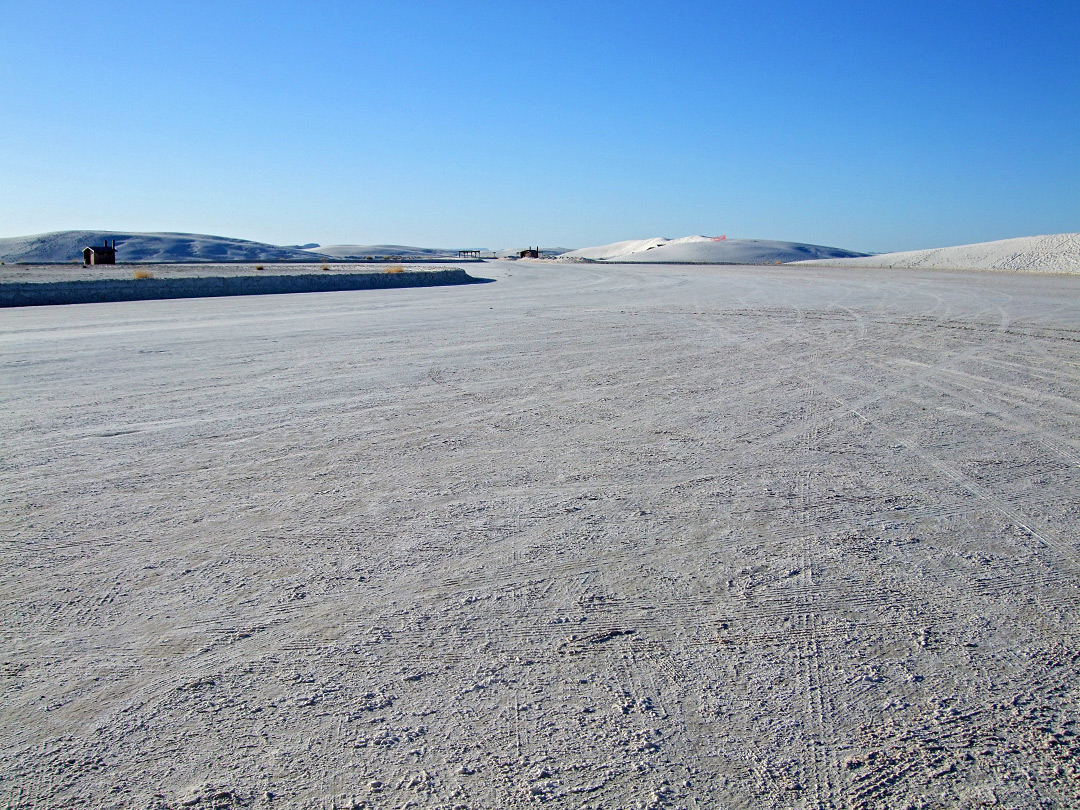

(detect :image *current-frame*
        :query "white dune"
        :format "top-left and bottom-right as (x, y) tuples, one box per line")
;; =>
(312, 245), (577, 259)
(307, 244), (466, 259)
(560, 235), (867, 264)
(793, 233), (1080, 274)
(0, 231), (331, 263)
(563, 237), (674, 261)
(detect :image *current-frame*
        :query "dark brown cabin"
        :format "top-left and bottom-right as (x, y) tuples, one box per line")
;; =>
(519, 247), (540, 258)
(83, 239), (117, 265)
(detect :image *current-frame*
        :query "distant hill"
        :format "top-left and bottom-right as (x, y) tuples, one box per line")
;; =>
(306, 244), (576, 259)
(0, 231), (332, 263)
(559, 235), (867, 264)
(0, 232), (582, 263)
(305, 244), (466, 259)
(789, 233), (1080, 274)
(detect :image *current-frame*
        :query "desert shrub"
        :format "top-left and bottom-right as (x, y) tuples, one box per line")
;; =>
(255, 265), (264, 271)
(321, 263), (330, 272)
(133, 269), (154, 279)
(384, 265), (405, 274)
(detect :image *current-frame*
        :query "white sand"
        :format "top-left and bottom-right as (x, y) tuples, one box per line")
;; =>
(793, 233), (1080, 273)
(561, 235), (867, 263)
(0, 231), (332, 263)
(306, 244), (464, 259)
(3, 262), (1079, 808)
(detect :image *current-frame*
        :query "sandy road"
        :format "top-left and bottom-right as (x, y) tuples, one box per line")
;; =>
(2, 261), (1080, 809)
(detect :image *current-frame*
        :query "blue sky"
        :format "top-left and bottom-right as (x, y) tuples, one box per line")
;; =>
(2, 0), (1077, 252)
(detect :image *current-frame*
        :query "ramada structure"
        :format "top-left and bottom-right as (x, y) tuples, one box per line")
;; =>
(82, 239), (117, 265)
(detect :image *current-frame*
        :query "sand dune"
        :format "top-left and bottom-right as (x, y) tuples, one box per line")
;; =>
(8, 230), (1077, 273)
(561, 235), (868, 264)
(794, 233), (1080, 273)
(0, 231), (331, 263)
(309, 245), (578, 259)
(306, 244), (465, 259)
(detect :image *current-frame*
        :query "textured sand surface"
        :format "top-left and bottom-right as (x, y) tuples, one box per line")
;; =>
(795, 233), (1080, 274)
(2, 262), (1079, 809)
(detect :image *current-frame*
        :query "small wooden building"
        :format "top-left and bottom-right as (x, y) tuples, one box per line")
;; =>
(83, 239), (117, 265)
(458, 249), (481, 259)
(519, 247), (540, 258)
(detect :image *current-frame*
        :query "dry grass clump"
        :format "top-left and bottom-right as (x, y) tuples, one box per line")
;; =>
(133, 269), (154, 279)
(321, 263), (330, 272)
(255, 265), (264, 271)
(384, 265), (405, 274)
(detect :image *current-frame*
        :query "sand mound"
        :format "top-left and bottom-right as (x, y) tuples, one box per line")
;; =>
(560, 235), (867, 264)
(307, 244), (466, 259)
(0, 231), (331, 263)
(792, 233), (1080, 273)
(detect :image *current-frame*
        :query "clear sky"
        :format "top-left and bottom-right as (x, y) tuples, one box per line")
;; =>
(2, 0), (1077, 252)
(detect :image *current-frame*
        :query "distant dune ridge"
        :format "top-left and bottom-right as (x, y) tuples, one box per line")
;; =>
(4, 230), (1077, 274)
(559, 235), (869, 264)
(0, 232), (550, 263)
(306, 244), (462, 259)
(792, 233), (1080, 274)
(0, 231), (332, 263)
(307, 245), (576, 259)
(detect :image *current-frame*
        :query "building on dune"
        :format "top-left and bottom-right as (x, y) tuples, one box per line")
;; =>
(82, 239), (117, 265)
